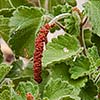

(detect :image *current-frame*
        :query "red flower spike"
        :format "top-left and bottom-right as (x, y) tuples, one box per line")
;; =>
(50, 23), (55, 28)
(33, 23), (55, 83)
(44, 23), (51, 29)
(26, 93), (34, 100)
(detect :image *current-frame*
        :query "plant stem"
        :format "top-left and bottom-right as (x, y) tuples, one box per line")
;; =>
(49, 13), (71, 25)
(82, 27), (87, 55)
(8, 0), (15, 8)
(95, 73), (100, 83)
(44, 15), (66, 31)
(45, 0), (49, 10)
(78, 17), (88, 56)
(82, 16), (88, 26)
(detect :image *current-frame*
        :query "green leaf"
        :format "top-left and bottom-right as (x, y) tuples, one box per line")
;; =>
(10, 0), (32, 8)
(39, 70), (50, 98)
(84, 29), (93, 48)
(0, 0), (12, 9)
(9, 6), (43, 57)
(0, 90), (10, 100)
(92, 34), (100, 55)
(7, 60), (33, 79)
(65, 0), (77, 7)
(79, 80), (98, 100)
(84, 0), (100, 37)
(49, 62), (88, 88)
(52, 3), (72, 16)
(64, 11), (81, 36)
(40, 0), (76, 12)
(40, 0), (66, 12)
(87, 46), (100, 70)
(50, 62), (69, 81)
(0, 79), (21, 100)
(0, 86), (24, 100)
(42, 34), (82, 67)
(16, 81), (39, 100)
(52, 5), (64, 16)
(87, 46), (100, 81)
(0, 64), (12, 82)
(0, 8), (15, 17)
(87, 46), (99, 63)
(43, 78), (80, 100)
(50, 3), (72, 33)
(69, 56), (90, 79)
(0, 16), (10, 41)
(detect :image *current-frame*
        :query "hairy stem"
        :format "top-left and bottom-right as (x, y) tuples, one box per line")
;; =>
(78, 17), (88, 56)
(49, 13), (71, 25)
(82, 27), (87, 55)
(45, 0), (49, 10)
(8, 0), (15, 8)
(44, 15), (66, 31)
(79, 25), (87, 55)
(82, 16), (88, 26)
(94, 73), (100, 83)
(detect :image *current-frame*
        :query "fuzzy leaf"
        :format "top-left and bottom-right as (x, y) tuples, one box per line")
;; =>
(87, 46), (99, 63)
(79, 80), (98, 100)
(50, 3), (72, 33)
(0, 8), (15, 17)
(40, 0), (66, 12)
(0, 0), (12, 9)
(0, 90), (10, 100)
(10, 0), (32, 8)
(0, 64), (12, 82)
(64, 11), (81, 36)
(69, 56), (90, 79)
(42, 34), (82, 67)
(87, 46), (100, 71)
(52, 3), (72, 16)
(7, 60), (33, 80)
(50, 62), (68, 81)
(50, 62), (88, 88)
(16, 81), (39, 100)
(84, 29), (93, 47)
(0, 86), (24, 100)
(84, 0), (100, 37)
(66, 0), (77, 7)
(40, 0), (76, 12)
(92, 34), (100, 55)
(0, 16), (10, 41)
(9, 6), (43, 57)
(43, 78), (80, 100)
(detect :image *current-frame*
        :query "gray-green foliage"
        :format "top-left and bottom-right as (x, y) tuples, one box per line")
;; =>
(42, 34), (82, 67)
(0, 0), (100, 100)
(9, 6), (43, 57)
(84, 0), (100, 37)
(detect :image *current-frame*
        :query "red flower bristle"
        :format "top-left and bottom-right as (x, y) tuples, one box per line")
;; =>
(33, 23), (53, 83)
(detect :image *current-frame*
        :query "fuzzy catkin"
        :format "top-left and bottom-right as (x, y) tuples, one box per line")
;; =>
(33, 24), (51, 83)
